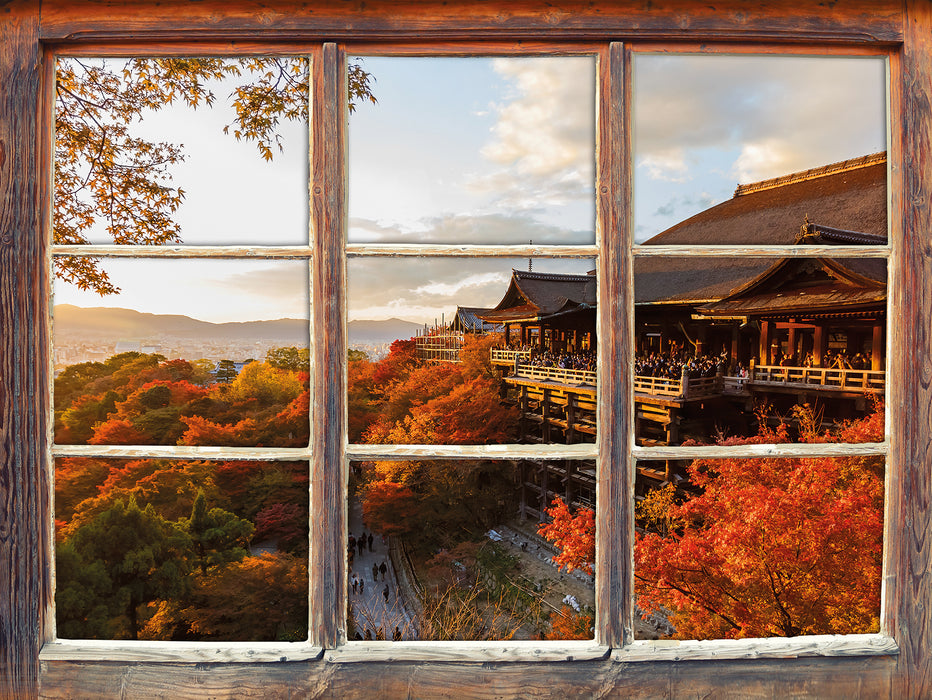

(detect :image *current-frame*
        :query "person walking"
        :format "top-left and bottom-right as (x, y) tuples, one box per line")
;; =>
(379, 561), (387, 582)
(367, 533), (374, 551)
(351, 573), (358, 594)
(372, 562), (379, 582)
(382, 584), (389, 603)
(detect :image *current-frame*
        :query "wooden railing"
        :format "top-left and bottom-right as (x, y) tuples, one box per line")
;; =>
(753, 365), (885, 392)
(501, 358), (885, 398)
(632, 375), (682, 397)
(513, 364), (596, 386)
(491, 348), (533, 364)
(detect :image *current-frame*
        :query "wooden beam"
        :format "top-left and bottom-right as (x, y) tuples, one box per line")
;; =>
(595, 41), (631, 648)
(309, 42), (346, 648)
(889, 2), (932, 697)
(37, 0), (903, 44)
(0, 2), (46, 697)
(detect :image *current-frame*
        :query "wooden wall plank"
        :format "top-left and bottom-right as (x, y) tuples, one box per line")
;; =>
(308, 42), (346, 648)
(37, 0), (902, 44)
(0, 1), (47, 697)
(890, 2), (932, 698)
(38, 655), (894, 698)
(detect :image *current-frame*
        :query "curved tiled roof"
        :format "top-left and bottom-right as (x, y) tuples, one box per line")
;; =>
(636, 154), (887, 305)
(641, 153), (887, 246)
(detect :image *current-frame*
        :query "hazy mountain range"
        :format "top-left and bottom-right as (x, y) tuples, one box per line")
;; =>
(54, 305), (423, 347)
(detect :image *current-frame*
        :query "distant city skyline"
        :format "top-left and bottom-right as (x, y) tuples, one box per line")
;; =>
(56, 54), (885, 325)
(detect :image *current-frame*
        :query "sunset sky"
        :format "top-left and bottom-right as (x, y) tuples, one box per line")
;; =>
(55, 53), (886, 325)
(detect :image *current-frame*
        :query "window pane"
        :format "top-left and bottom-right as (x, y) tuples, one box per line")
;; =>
(53, 258), (309, 447)
(349, 459), (594, 641)
(347, 56), (596, 245)
(633, 455), (884, 640)
(633, 55), (887, 246)
(54, 57), (309, 253)
(348, 257), (596, 445)
(55, 458), (309, 641)
(633, 256), (886, 446)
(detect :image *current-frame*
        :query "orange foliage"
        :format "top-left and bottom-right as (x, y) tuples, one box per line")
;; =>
(89, 418), (149, 445)
(538, 496), (595, 576)
(634, 403), (885, 639)
(361, 480), (420, 537)
(178, 415), (262, 446)
(546, 604), (594, 640)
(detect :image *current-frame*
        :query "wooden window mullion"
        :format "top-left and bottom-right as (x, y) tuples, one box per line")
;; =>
(595, 41), (632, 648)
(309, 41), (348, 648)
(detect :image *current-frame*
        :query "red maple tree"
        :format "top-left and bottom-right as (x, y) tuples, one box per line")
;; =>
(634, 403), (885, 639)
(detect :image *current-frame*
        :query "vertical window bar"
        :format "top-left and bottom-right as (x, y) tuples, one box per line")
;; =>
(309, 42), (348, 647)
(596, 41), (633, 647)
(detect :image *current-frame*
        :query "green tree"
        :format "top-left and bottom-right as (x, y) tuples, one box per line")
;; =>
(185, 490), (255, 574)
(266, 346), (310, 371)
(56, 498), (192, 639)
(215, 359), (238, 384)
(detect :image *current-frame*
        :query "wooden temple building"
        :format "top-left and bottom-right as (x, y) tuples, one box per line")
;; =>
(420, 153), (888, 520)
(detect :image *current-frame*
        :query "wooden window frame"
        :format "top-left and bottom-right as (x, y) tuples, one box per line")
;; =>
(1, 1), (928, 697)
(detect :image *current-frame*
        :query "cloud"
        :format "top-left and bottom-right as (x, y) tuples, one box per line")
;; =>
(209, 263), (309, 311)
(634, 55), (886, 185)
(653, 192), (717, 219)
(639, 149), (690, 183)
(348, 256), (593, 323)
(469, 57), (596, 211)
(414, 271), (510, 297)
(349, 212), (593, 246)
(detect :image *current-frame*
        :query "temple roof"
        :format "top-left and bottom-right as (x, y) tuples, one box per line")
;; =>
(697, 258), (886, 318)
(478, 270), (596, 324)
(641, 152), (887, 246)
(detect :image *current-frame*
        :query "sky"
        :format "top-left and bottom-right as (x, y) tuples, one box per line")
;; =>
(55, 53), (886, 325)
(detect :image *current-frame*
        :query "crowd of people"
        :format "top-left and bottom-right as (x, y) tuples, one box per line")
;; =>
(634, 350), (730, 380)
(500, 344), (874, 379)
(525, 350), (597, 373)
(772, 349), (874, 370)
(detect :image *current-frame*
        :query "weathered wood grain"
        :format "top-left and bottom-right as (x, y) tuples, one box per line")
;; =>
(52, 244), (314, 258)
(346, 443), (597, 461)
(631, 244), (890, 258)
(39, 640), (322, 663)
(51, 445), (310, 460)
(615, 634), (897, 663)
(309, 41), (346, 649)
(594, 41), (630, 648)
(324, 640), (608, 663)
(0, 2), (47, 698)
(0, 2), (925, 699)
(889, 2), (932, 698)
(37, 0), (903, 44)
(38, 655), (896, 698)
(634, 441), (888, 461)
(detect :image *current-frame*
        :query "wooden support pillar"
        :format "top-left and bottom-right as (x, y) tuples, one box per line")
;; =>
(565, 461), (576, 504)
(872, 323), (884, 371)
(731, 324), (740, 370)
(539, 462), (549, 523)
(542, 388), (551, 443)
(787, 327), (798, 362)
(519, 385), (529, 441)
(566, 394), (577, 443)
(759, 320), (771, 365)
(518, 460), (527, 521)
(814, 324), (827, 367)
